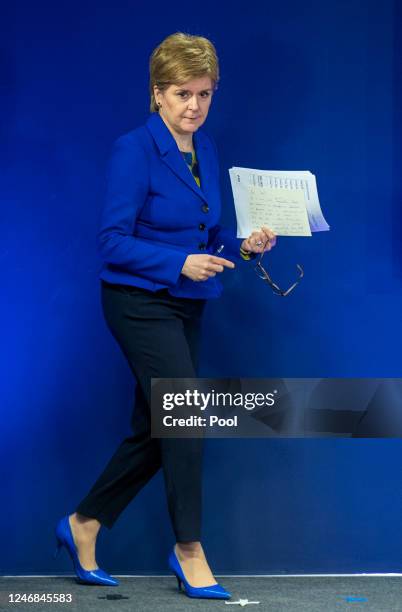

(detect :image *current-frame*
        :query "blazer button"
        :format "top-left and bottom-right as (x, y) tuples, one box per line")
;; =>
(199, 223), (206, 231)
(201, 204), (209, 213)
(199, 243), (207, 250)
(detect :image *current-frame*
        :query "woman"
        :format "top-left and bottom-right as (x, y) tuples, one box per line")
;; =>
(54, 32), (276, 600)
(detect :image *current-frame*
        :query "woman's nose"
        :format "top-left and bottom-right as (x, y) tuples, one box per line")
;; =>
(188, 95), (199, 110)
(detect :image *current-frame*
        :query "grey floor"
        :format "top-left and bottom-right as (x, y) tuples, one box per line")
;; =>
(1, 576), (401, 612)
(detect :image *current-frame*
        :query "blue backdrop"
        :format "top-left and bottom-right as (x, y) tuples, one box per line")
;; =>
(2, 0), (402, 574)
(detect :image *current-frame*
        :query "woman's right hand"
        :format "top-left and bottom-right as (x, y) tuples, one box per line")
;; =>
(181, 254), (235, 282)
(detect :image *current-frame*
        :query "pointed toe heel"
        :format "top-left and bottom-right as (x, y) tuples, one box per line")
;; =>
(54, 515), (119, 586)
(168, 547), (231, 600)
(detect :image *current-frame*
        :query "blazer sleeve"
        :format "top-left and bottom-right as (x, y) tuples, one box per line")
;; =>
(97, 136), (188, 286)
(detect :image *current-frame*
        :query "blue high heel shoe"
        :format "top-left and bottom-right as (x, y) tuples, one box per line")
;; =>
(168, 546), (231, 599)
(54, 515), (119, 586)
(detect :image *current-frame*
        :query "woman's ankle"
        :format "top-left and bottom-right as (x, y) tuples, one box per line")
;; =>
(70, 513), (101, 535)
(176, 541), (203, 556)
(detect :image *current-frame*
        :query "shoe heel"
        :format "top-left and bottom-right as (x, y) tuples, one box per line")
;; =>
(53, 538), (63, 560)
(168, 547), (231, 600)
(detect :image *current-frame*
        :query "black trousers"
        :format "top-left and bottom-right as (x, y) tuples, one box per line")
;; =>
(75, 281), (207, 542)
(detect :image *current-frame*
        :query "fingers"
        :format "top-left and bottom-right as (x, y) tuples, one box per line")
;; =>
(243, 234), (262, 253)
(244, 229), (276, 253)
(251, 238), (266, 253)
(183, 254), (236, 282)
(208, 263), (224, 273)
(199, 256), (235, 280)
(204, 260), (232, 275)
(199, 267), (217, 280)
(191, 256), (235, 281)
(261, 226), (277, 244)
(253, 227), (277, 252)
(210, 256), (235, 269)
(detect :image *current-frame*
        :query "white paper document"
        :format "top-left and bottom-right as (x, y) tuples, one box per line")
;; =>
(229, 167), (330, 238)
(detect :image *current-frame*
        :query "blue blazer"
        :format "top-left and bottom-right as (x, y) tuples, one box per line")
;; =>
(97, 112), (244, 299)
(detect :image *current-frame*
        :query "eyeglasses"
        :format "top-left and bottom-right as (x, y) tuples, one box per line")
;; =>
(254, 241), (304, 297)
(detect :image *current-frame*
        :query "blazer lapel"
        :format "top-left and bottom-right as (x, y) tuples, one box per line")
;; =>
(193, 130), (215, 206)
(146, 113), (213, 205)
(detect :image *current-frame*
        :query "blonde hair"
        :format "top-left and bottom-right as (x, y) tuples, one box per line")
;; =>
(149, 32), (220, 113)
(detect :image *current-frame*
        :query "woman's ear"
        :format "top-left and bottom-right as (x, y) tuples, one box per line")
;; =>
(153, 85), (161, 105)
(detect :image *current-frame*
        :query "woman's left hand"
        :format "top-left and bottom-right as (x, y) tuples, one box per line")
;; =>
(241, 226), (277, 254)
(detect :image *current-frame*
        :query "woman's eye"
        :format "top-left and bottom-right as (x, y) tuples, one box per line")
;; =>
(177, 91), (211, 99)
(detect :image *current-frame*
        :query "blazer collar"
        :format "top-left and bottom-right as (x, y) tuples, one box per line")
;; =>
(145, 112), (212, 204)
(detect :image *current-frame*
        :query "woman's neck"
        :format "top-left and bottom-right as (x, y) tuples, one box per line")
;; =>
(173, 133), (193, 152)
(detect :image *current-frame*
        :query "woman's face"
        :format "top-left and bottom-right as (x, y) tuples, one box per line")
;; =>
(154, 75), (214, 137)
